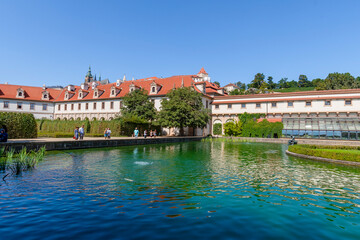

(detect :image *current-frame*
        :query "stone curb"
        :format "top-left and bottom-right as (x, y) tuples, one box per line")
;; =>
(285, 150), (360, 166)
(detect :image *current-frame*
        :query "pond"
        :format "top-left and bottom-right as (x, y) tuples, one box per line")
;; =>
(1, 141), (360, 239)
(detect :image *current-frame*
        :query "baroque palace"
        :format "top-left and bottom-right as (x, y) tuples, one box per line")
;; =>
(1, 68), (360, 139)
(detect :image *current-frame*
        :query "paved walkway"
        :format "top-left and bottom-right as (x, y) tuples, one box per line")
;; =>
(4, 136), (202, 143)
(4, 136), (360, 146)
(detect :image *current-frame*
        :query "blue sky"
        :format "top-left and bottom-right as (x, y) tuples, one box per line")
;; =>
(1, 0), (360, 87)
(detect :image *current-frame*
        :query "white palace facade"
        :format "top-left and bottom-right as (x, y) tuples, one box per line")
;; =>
(1, 67), (360, 139)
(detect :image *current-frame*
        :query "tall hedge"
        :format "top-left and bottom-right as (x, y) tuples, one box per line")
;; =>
(213, 123), (222, 135)
(37, 118), (162, 137)
(0, 112), (37, 139)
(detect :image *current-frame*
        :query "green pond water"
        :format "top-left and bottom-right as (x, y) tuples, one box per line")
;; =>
(0, 141), (360, 239)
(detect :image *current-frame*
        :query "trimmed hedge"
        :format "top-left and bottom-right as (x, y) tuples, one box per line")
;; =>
(0, 112), (37, 139)
(37, 118), (162, 137)
(288, 144), (360, 162)
(213, 123), (222, 135)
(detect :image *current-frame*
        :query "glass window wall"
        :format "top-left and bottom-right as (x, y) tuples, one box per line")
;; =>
(282, 118), (359, 140)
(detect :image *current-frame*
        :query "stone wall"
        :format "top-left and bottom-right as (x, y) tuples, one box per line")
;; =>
(0, 137), (204, 152)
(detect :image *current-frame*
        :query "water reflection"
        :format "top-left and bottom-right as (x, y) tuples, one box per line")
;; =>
(0, 142), (360, 239)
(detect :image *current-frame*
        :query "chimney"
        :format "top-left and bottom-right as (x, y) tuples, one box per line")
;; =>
(116, 79), (123, 87)
(81, 83), (89, 90)
(42, 84), (46, 90)
(67, 85), (75, 92)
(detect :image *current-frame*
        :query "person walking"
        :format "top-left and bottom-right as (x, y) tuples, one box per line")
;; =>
(79, 125), (85, 140)
(74, 127), (79, 140)
(144, 129), (147, 138)
(153, 129), (157, 138)
(104, 128), (108, 139)
(134, 127), (139, 138)
(150, 130), (153, 138)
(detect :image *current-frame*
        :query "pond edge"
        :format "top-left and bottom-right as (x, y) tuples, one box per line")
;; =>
(285, 150), (360, 166)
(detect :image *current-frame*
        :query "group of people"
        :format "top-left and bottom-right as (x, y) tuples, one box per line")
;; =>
(133, 127), (157, 138)
(0, 126), (8, 142)
(73, 125), (85, 140)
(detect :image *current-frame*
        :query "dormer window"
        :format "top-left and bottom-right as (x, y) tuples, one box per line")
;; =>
(79, 93), (82, 98)
(93, 88), (99, 98)
(17, 88), (25, 98)
(112, 90), (115, 95)
(42, 91), (49, 100)
(152, 87), (156, 93)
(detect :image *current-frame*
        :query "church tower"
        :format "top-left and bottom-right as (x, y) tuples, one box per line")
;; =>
(84, 66), (94, 83)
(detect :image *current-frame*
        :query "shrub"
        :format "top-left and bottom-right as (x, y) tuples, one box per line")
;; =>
(224, 121), (242, 136)
(288, 145), (360, 162)
(0, 112), (37, 139)
(213, 123), (222, 135)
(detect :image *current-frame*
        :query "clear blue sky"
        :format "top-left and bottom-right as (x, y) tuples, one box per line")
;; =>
(1, 0), (360, 87)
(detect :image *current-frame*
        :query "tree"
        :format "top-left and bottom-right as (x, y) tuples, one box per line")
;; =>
(213, 123), (222, 135)
(235, 81), (246, 90)
(224, 120), (242, 136)
(229, 89), (242, 95)
(298, 75), (311, 87)
(324, 72), (359, 90)
(312, 78), (325, 90)
(267, 76), (275, 89)
(158, 87), (210, 136)
(250, 73), (265, 89)
(213, 81), (220, 87)
(278, 78), (288, 88)
(121, 88), (157, 121)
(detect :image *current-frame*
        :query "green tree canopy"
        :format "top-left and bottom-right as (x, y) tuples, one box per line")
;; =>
(158, 87), (210, 135)
(121, 88), (157, 121)
(267, 76), (276, 89)
(298, 75), (311, 87)
(250, 73), (266, 89)
(324, 72), (359, 90)
(229, 89), (243, 95)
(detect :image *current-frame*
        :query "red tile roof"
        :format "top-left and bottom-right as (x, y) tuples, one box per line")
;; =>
(198, 67), (207, 75)
(257, 118), (282, 123)
(0, 84), (62, 102)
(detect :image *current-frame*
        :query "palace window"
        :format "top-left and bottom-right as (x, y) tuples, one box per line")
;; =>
(215, 105), (219, 109)
(78, 103), (81, 110)
(58, 105), (60, 111)
(30, 103), (35, 110)
(86, 103), (89, 110)
(64, 104), (67, 111)
(271, 102), (277, 107)
(110, 102), (114, 109)
(17, 102), (22, 109)
(111, 90), (115, 95)
(18, 92), (22, 97)
(325, 100), (331, 106)
(305, 101), (312, 107)
(71, 104), (74, 110)
(345, 99), (352, 105)
(93, 102), (97, 110)
(43, 104), (47, 111)
(228, 104), (232, 109)
(206, 100), (208, 109)
(241, 103), (246, 108)
(256, 103), (261, 108)
(3, 101), (9, 109)
(102, 102), (105, 109)
(288, 102), (294, 107)
(94, 92), (98, 97)
(152, 86), (156, 93)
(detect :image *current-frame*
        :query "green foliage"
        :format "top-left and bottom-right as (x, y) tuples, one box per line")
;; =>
(37, 118), (161, 137)
(221, 113), (282, 138)
(0, 112), (37, 139)
(158, 87), (210, 135)
(298, 75), (312, 87)
(224, 121), (242, 136)
(250, 73), (266, 89)
(213, 123), (222, 135)
(229, 89), (243, 95)
(288, 144), (360, 162)
(323, 72), (359, 90)
(275, 87), (315, 93)
(121, 88), (157, 121)
(4, 147), (46, 175)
